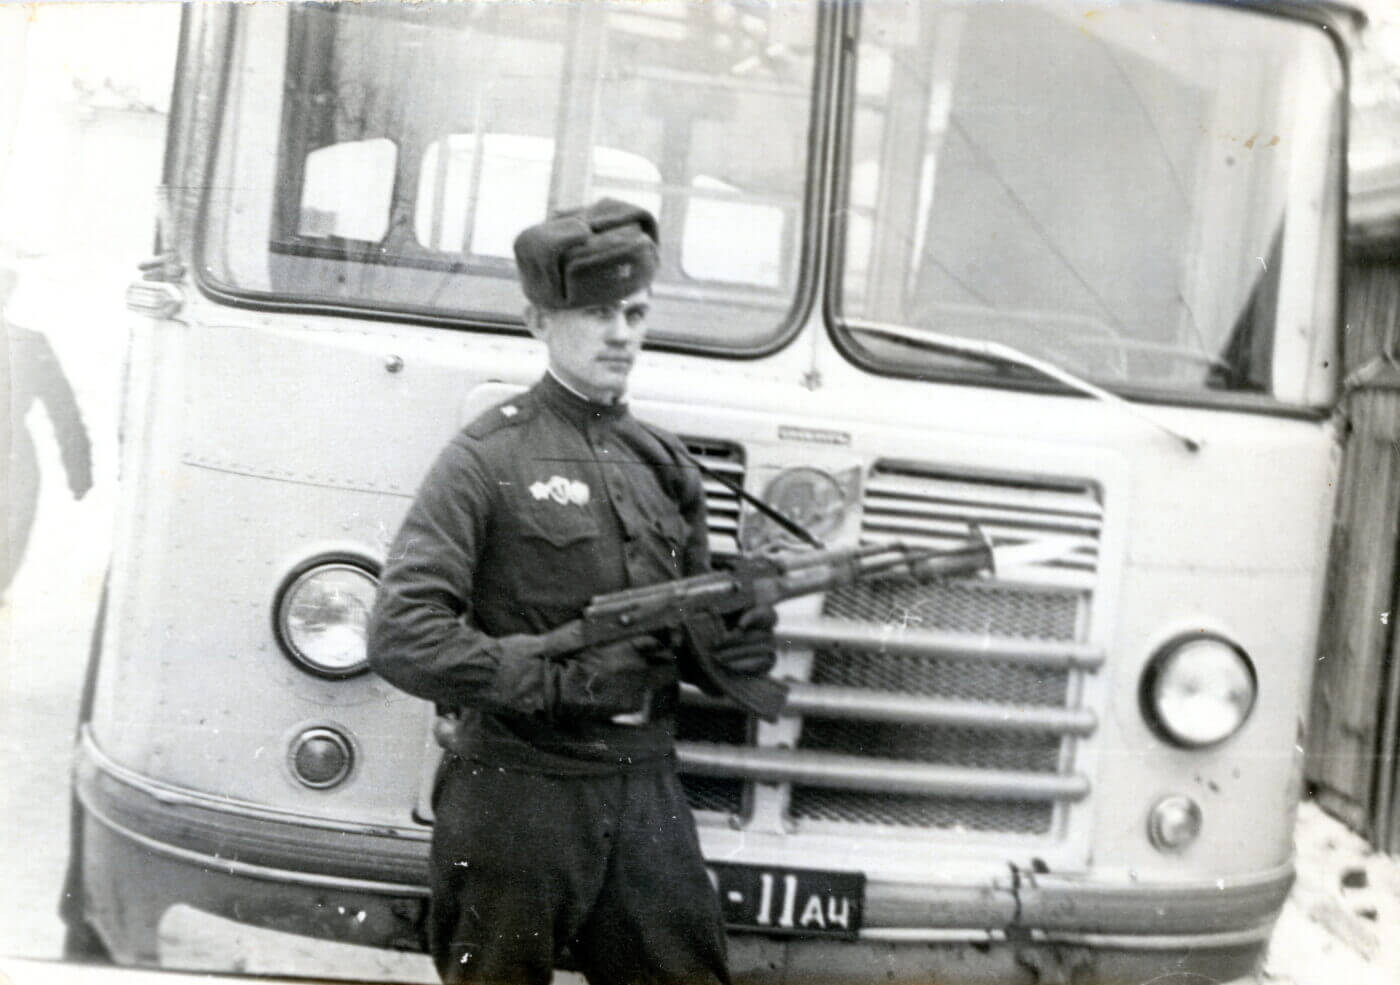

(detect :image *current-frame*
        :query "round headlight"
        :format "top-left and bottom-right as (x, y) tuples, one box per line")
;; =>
(1141, 633), (1257, 748)
(275, 559), (379, 678)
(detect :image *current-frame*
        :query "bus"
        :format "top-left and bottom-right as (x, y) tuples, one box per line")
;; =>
(68, 2), (1359, 982)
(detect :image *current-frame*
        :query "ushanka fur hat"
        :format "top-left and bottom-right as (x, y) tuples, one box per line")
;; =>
(513, 198), (659, 310)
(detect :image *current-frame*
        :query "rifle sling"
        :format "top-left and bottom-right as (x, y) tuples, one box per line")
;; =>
(641, 421), (825, 550)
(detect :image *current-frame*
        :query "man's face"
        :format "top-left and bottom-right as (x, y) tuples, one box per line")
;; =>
(530, 288), (651, 404)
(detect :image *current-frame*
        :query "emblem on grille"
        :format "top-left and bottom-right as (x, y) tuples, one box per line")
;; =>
(739, 466), (861, 552)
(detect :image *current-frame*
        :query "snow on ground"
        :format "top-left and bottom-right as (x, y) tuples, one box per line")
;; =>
(1260, 800), (1400, 985)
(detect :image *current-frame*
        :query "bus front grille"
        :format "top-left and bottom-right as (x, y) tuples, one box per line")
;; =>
(677, 458), (1103, 841)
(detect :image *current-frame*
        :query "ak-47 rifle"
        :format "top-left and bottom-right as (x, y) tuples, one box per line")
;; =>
(532, 532), (999, 722)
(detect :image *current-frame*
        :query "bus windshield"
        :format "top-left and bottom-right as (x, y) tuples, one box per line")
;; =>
(199, 1), (817, 350)
(836, 0), (1345, 406)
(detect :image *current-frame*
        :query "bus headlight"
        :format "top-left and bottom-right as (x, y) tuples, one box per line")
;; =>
(274, 558), (379, 678)
(1140, 633), (1257, 748)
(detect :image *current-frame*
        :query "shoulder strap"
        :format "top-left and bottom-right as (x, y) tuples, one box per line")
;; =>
(464, 391), (537, 440)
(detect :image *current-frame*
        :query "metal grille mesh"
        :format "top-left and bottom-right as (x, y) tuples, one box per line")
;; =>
(682, 776), (744, 815)
(823, 578), (1080, 641)
(797, 719), (1062, 773)
(812, 648), (1070, 707)
(789, 788), (1053, 834)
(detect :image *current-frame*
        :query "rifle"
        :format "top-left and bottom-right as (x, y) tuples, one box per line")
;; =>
(532, 532), (998, 722)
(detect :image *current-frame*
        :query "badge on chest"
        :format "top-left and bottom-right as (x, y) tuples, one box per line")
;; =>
(529, 475), (592, 507)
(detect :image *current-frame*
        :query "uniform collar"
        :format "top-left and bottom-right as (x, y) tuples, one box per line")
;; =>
(538, 371), (630, 426)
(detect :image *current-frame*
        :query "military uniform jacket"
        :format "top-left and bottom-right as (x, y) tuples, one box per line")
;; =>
(369, 372), (709, 773)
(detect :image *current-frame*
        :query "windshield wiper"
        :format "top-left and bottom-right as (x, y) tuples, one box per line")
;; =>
(845, 318), (1203, 453)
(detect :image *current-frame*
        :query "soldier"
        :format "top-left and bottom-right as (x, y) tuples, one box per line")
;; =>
(368, 199), (777, 985)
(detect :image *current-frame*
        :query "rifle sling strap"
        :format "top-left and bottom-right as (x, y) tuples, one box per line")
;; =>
(640, 421), (824, 550)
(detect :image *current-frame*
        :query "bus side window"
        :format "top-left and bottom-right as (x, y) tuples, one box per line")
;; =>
(415, 134), (550, 256)
(297, 138), (398, 243)
(681, 176), (784, 288)
(413, 134), (662, 260)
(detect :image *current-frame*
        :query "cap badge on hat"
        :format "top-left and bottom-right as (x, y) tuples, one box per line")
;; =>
(615, 263), (632, 281)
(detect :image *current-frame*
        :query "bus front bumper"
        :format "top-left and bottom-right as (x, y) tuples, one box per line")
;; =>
(73, 729), (1288, 982)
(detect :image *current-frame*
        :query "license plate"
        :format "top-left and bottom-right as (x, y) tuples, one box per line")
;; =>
(707, 863), (864, 938)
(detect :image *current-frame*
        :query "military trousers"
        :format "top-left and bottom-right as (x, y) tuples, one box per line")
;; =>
(428, 753), (731, 985)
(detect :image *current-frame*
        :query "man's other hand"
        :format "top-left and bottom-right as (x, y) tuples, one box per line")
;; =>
(553, 639), (677, 721)
(678, 606), (778, 694)
(711, 604), (778, 677)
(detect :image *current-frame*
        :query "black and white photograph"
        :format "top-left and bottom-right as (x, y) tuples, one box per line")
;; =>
(3, 2), (1400, 985)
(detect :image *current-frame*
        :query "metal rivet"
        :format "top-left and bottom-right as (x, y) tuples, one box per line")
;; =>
(385, 354), (404, 373)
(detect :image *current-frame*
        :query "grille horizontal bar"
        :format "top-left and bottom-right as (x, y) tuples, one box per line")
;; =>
(676, 742), (1089, 802)
(864, 501), (1101, 537)
(681, 685), (1094, 735)
(780, 616), (1103, 670)
(781, 684), (1096, 734)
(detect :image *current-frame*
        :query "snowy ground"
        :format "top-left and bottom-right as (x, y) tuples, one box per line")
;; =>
(1259, 801), (1400, 985)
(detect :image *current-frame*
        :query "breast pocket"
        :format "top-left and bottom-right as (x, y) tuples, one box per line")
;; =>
(517, 506), (600, 550)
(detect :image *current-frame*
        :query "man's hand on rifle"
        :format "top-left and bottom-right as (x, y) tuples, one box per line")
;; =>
(679, 604), (778, 695)
(717, 604), (779, 676)
(436, 635), (676, 750)
(552, 638), (678, 722)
